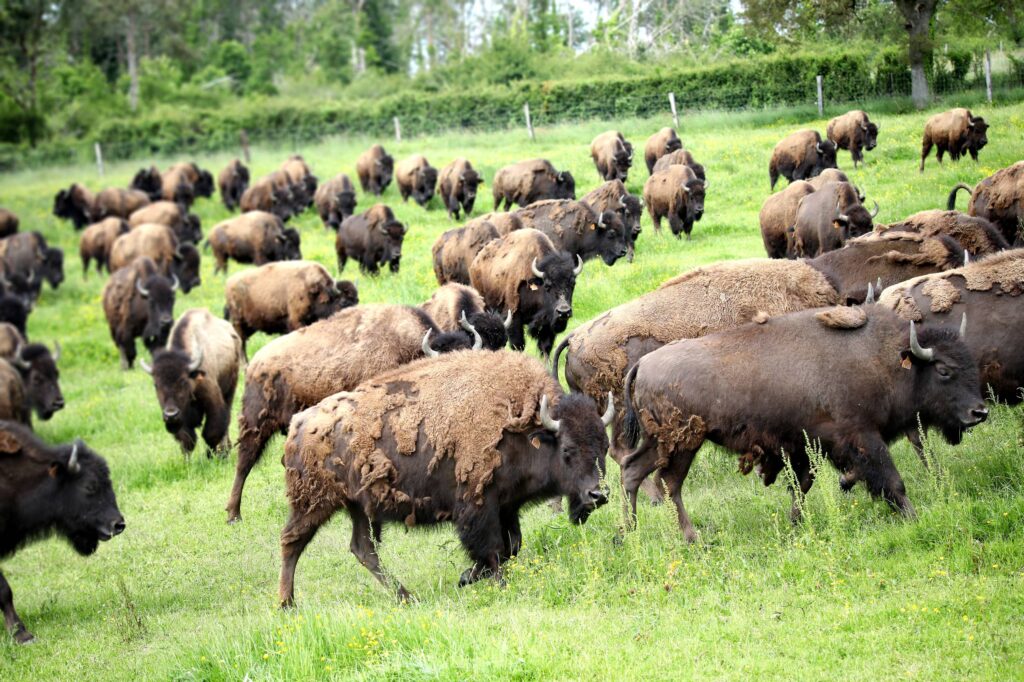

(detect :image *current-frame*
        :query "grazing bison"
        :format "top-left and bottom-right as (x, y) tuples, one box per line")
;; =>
(240, 176), (293, 221)
(583, 180), (644, 262)
(53, 184), (150, 229)
(760, 180), (815, 258)
(769, 130), (837, 190)
(651, 148), (706, 181)
(8, 342), (64, 422)
(207, 211), (301, 275)
(492, 159), (575, 210)
(79, 218), (130, 277)
(224, 261), (358, 348)
(278, 349), (612, 605)
(140, 309), (245, 457)
(432, 219), (501, 285)
(109, 224), (200, 293)
(313, 174), (358, 229)
(621, 306), (987, 540)
(227, 304), (452, 522)
(643, 164), (706, 239)
(395, 155), (439, 207)
(336, 204), (407, 275)
(792, 181), (877, 257)
(129, 201), (201, 244)
(827, 110), (879, 168)
(355, 144), (395, 196)
(514, 199), (628, 265)
(102, 257), (178, 369)
(280, 155), (317, 209)
(0, 423), (124, 643)
(469, 229), (582, 358)
(437, 158), (483, 220)
(0, 209), (18, 238)
(421, 282), (510, 350)
(218, 159), (250, 212)
(948, 161), (1024, 246)
(920, 108), (989, 172)
(878, 209), (1008, 256)
(0, 231), (63, 294)
(591, 130), (633, 182)
(643, 127), (683, 174)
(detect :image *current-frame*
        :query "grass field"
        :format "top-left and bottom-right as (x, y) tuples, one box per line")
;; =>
(0, 99), (1022, 681)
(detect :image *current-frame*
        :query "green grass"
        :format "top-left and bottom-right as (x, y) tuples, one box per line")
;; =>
(0, 99), (1023, 681)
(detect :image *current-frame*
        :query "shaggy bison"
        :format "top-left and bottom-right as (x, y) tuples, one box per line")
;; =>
(759, 180), (815, 258)
(643, 127), (683, 174)
(769, 130), (837, 190)
(337, 204), (407, 275)
(591, 130), (633, 182)
(643, 164), (706, 239)
(878, 209), (1009, 256)
(651, 148), (705, 181)
(7, 342), (64, 423)
(827, 110), (879, 168)
(583, 180), (643, 262)
(437, 158), (483, 220)
(948, 161), (1024, 245)
(492, 159), (575, 210)
(79, 218), (130, 277)
(129, 201), (201, 244)
(432, 219), (501, 285)
(109, 223), (201, 293)
(218, 159), (250, 212)
(792, 181), (878, 257)
(514, 199), (627, 265)
(314, 174), (358, 229)
(421, 282), (510, 350)
(207, 211), (301, 274)
(53, 184), (150, 230)
(355, 144), (394, 196)
(920, 108), (988, 172)
(280, 155), (317, 209)
(102, 257), (178, 369)
(396, 155), (439, 207)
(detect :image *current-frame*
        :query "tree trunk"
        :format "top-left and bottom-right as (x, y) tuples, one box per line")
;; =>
(626, 0), (638, 58)
(896, 0), (937, 109)
(125, 14), (139, 113)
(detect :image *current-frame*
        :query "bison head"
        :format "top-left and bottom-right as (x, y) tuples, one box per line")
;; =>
(463, 309), (508, 351)
(864, 121), (879, 151)
(528, 252), (582, 332)
(555, 170), (576, 200)
(182, 213), (202, 243)
(172, 244), (201, 293)
(685, 177), (707, 222)
(53, 185), (90, 229)
(814, 140), (839, 173)
(378, 219), (406, 274)
(140, 343), (202, 438)
(131, 167), (163, 200)
(832, 198), (878, 241)
(275, 228), (302, 262)
(459, 168), (482, 213)
(337, 190), (357, 222)
(48, 439), (125, 555)
(11, 342), (64, 420)
(591, 210), (629, 266)
(665, 132), (682, 154)
(195, 167), (215, 198)
(43, 247), (65, 288)
(376, 155), (394, 189)
(535, 392), (612, 524)
(311, 279), (358, 321)
(136, 274), (177, 350)
(412, 167), (438, 207)
(966, 116), (989, 158)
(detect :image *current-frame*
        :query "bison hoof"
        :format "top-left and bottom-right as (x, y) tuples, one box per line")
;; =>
(396, 586), (413, 603)
(226, 513), (241, 524)
(14, 628), (35, 645)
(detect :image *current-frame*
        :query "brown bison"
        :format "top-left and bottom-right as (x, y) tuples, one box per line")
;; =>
(53, 184), (150, 230)
(432, 219), (501, 285)
(224, 261), (358, 347)
(492, 159), (575, 210)
(0, 323), (24, 359)
(472, 212), (523, 236)
(769, 130), (838, 190)
(792, 181), (877, 257)
(218, 159), (250, 212)
(0, 231), (64, 297)
(651, 148), (705, 181)
(313, 174), (358, 229)
(947, 161), (1024, 245)
(157, 162), (214, 207)
(102, 257), (178, 369)
(583, 180), (644, 262)
(437, 158), (483, 220)
(421, 282), (510, 351)
(878, 209), (1008, 256)
(643, 164), (706, 239)
(0, 423), (124, 643)
(227, 304), (458, 522)
(130, 166), (163, 201)
(396, 155), (439, 207)
(280, 155), (317, 209)
(240, 177), (292, 221)
(109, 223), (201, 292)
(0, 209), (17, 238)
(827, 110), (879, 168)
(129, 201), (201, 244)
(79, 218), (130, 277)
(806, 168), (853, 190)
(620, 306), (986, 541)
(355, 144), (394, 196)
(514, 199), (628, 265)
(278, 350), (612, 604)
(591, 130), (633, 182)
(920, 108), (989, 172)
(0, 361), (28, 425)
(4, 342), (64, 424)
(643, 127), (683, 174)
(337, 204), (407, 275)
(140, 308), (245, 457)
(759, 180), (815, 258)
(469, 229), (582, 358)
(207, 211), (301, 275)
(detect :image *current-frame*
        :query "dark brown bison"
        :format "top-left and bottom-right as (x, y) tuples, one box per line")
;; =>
(920, 108), (989, 172)
(621, 306), (987, 540)
(278, 350), (612, 605)
(492, 159), (575, 210)
(313, 174), (358, 229)
(827, 110), (879, 168)
(355, 144), (394, 196)
(102, 257), (178, 369)
(472, 212), (523, 236)
(129, 201), (201, 244)
(947, 161), (1024, 245)
(0, 231), (64, 297)
(469, 229), (582, 358)
(395, 155), (439, 207)
(227, 304), (454, 522)
(769, 130), (838, 190)
(337, 204), (407, 275)
(878, 209), (1008, 256)
(432, 219), (501, 285)
(218, 159), (250, 212)
(792, 181), (878, 257)
(207, 211), (301, 275)
(240, 176), (293, 221)
(280, 155), (317, 209)
(79, 217), (130, 277)
(583, 180), (644, 262)
(643, 164), (706, 239)
(591, 130), (633, 182)
(651, 148), (705, 181)
(437, 158), (483, 220)
(224, 261), (358, 348)
(53, 184), (150, 229)
(643, 127), (683, 174)
(109, 223), (200, 293)
(0, 423), (124, 643)
(759, 180), (815, 258)
(421, 282), (510, 351)
(130, 166), (163, 201)
(140, 308), (245, 457)
(6, 342), (64, 423)
(514, 199), (628, 265)
(0, 209), (18, 238)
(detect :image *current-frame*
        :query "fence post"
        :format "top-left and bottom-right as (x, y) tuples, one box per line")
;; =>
(94, 142), (104, 178)
(668, 92), (679, 129)
(524, 103), (535, 141)
(816, 75), (823, 117)
(240, 130), (251, 164)
(984, 50), (993, 103)
(393, 116), (402, 142)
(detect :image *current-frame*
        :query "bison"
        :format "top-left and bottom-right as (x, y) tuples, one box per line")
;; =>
(0, 231), (64, 295)
(492, 159), (575, 210)
(396, 155), (439, 207)
(278, 349), (612, 605)
(218, 159), (250, 212)
(7, 342), (64, 423)
(878, 209), (1008, 256)
(207, 211), (301, 275)
(471, 212), (523, 237)
(0, 361), (28, 425)
(769, 130), (837, 190)
(53, 184), (150, 229)
(760, 180), (815, 258)
(591, 130), (633, 182)
(806, 168), (852, 190)
(792, 181), (877, 257)
(643, 127), (683, 174)
(643, 164), (706, 239)
(102, 256), (178, 369)
(336, 204), (407, 275)
(140, 308), (245, 457)
(432, 219), (501, 285)
(224, 261), (358, 348)
(437, 158), (483, 220)
(827, 110), (879, 168)
(0, 209), (18, 238)
(421, 282), (510, 350)
(109, 223), (200, 293)
(514, 199), (627, 265)
(920, 108), (988, 172)
(79, 218), (130, 277)
(355, 144), (394, 196)
(620, 306), (986, 540)
(129, 201), (201, 244)
(313, 174), (358, 229)
(280, 155), (317, 209)
(240, 177), (292, 221)
(0, 423), (124, 643)
(651, 148), (705, 181)
(583, 180), (644, 262)
(130, 166), (163, 201)
(0, 323), (24, 359)
(947, 161), (1024, 246)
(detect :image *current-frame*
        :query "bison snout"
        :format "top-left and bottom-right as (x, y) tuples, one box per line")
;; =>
(111, 518), (126, 536)
(588, 489), (609, 507)
(555, 305), (572, 319)
(159, 314), (173, 325)
(965, 405), (989, 426)
(163, 407), (181, 421)
(52, 396), (65, 410)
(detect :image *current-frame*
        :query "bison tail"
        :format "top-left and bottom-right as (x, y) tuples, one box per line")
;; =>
(622, 363), (642, 449)
(947, 183), (973, 211)
(202, 239), (212, 253)
(550, 333), (571, 382)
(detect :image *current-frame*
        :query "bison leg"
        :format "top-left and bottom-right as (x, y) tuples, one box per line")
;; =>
(200, 395), (231, 457)
(611, 423), (664, 505)
(81, 255), (90, 279)
(919, 139), (933, 172)
(118, 341), (136, 371)
(619, 438), (662, 533)
(175, 427), (198, 456)
(499, 507), (522, 561)
(456, 507), (505, 588)
(0, 571), (32, 644)
(226, 410), (278, 523)
(278, 505), (336, 608)
(936, 145), (947, 165)
(661, 449), (699, 543)
(349, 506), (410, 602)
(785, 450), (815, 524)
(651, 212), (663, 233)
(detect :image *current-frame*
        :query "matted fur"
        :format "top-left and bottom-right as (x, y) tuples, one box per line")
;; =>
(816, 306), (867, 329)
(651, 148), (700, 175)
(492, 159), (561, 206)
(514, 199), (598, 240)
(109, 223), (177, 274)
(472, 212), (522, 237)
(128, 201), (186, 230)
(421, 283), (486, 332)
(432, 219), (500, 285)
(879, 248), (1024, 314)
(877, 209), (1007, 255)
(806, 168), (850, 189)
(469, 229), (557, 313)
(0, 360), (28, 425)
(93, 188), (150, 220)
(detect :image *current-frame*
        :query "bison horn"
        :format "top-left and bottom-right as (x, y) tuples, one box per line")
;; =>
(503, 309), (513, 329)
(959, 312), (967, 340)
(869, 201), (879, 219)
(421, 330), (439, 358)
(401, 223), (408, 236)
(53, 341), (60, 363)
(963, 251), (970, 266)
(600, 391), (615, 427)
(458, 313), (483, 351)
(539, 394), (561, 433)
(135, 278), (150, 299)
(557, 172), (565, 182)
(139, 358), (153, 375)
(459, 172), (466, 182)
(67, 442), (80, 475)
(865, 282), (875, 304)
(861, 122), (868, 132)
(531, 258), (545, 280)
(11, 344), (29, 371)
(597, 213), (605, 229)
(170, 274), (180, 292)
(572, 254), (584, 276)
(909, 321), (935, 362)
(816, 142), (824, 153)
(876, 277), (882, 291)
(188, 343), (203, 373)
(618, 195), (626, 208)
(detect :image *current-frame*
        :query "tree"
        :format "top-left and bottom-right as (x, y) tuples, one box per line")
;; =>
(358, 0), (399, 72)
(894, 0), (940, 108)
(0, 0), (54, 146)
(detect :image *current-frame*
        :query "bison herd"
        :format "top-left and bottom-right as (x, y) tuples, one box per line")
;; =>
(0, 104), (1021, 644)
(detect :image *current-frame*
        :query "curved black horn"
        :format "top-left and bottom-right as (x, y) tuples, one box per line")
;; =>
(67, 442), (80, 474)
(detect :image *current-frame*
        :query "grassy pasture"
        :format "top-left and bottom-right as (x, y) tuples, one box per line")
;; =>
(0, 100), (1022, 681)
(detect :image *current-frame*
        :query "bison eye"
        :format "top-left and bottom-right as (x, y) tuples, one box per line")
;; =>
(935, 364), (952, 380)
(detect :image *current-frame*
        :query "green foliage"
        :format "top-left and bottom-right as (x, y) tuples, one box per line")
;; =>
(213, 41), (252, 94)
(358, 0), (400, 73)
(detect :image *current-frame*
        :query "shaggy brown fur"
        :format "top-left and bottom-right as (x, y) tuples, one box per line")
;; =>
(109, 223), (178, 275)
(0, 361), (28, 425)
(395, 155), (438, 206)
(92, 188), (150, 221)
(806, 168), (851, 189)
(920, 108), (988, 172)
(491, 159), (574, 210)
(878, 209), (1008, 256)
(239, 179), (277, 215)
(826, 110), (878, 168)
(0, 209), (17, 238)
(815, 306), (868, 329)
(160, 166), (195, 205)
(0, 323), (24, 359)
(469, 229), (558, 313)
(207, 211), (293, 274)
(172, 308), (245, 398)
(643, 127), (683, 174)
(437, 158), (483, 220)
(768, 129), (837, 190)
(218, 159), (249, 212)
(651, 148), (705, 180)
(432, 220), (500, 285)
(759, 180), (814, 258)
(79, 218), (130, 277)
(643, 164), (705, 238)
(355, 144), (394, 196)
(421, 283), (487, 332)
(314, 174), (357, 229)
(590, 130), (632, 182)
(129, 201), (185, 230)
(472, 212), (522, 237)
(949, 161), (1024, 246)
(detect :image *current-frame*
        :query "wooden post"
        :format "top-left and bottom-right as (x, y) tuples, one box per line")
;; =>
(94, 143), (104, 178)
(816, 75), (823, 116)
(668, 92), (679, 129)
(524, 103), (535, 141)
(984, 50), (993, 103)
(393, 116), (402, 142)
(240, 130), (251, 164)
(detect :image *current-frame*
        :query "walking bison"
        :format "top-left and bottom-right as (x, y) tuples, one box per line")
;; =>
(314, 174), (358, 229)
(218, 159), (250, 212)
(643, 127), (683, 174)
(792, 181), (878, 257)
(207, 211), (301, 274)
(492, 159), (575, 210)
(514, 199), (628, 265)
(591, 130), (633, 182)
(437, 158), (483, 220)
(79, 218), (130, 277)
(827, 110), (879, 168)
(643, 164), (706, 239)
(920, 108), (988, 172)
(769, 130), (837, 190)
(583, 180), (643, 262)
(396, 155), (439, 207)
(336, 204), (407, 275)
(356, 144), (394, 196)
(102, 257), (178, 369)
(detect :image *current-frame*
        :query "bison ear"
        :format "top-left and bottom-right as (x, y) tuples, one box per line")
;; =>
(526, 430), (556, 449)
(0, 430), (22, 455)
